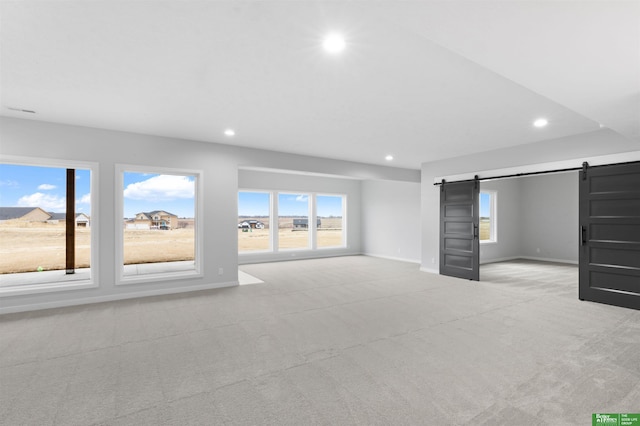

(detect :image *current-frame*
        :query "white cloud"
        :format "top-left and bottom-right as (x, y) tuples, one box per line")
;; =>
(124, 175), (194, 201)
(38, 183), (57, 190)
(77, 193), (91, 204)
(17, 192), (66, 211)
(0, 180), (18, 187)
(295, 195), (308, 202)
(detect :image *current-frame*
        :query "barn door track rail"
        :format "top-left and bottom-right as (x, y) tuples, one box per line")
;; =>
(434, 160), (640, 186)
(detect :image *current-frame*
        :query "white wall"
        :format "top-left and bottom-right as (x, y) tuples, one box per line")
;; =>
(519, 172), (579, 263)
(479, 172), (579, 265)
(0, 117), (419, 312)
(361, 180), (421, 263)
(421, 129), (639, 273)
(238, 169), (362, 263)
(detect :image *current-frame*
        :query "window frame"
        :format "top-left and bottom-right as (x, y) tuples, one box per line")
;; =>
(315, 193), (347, 249)
(0, 155), (99, 297)
(479, 190), (498, 244)
(277, 191), (312, 251)
(238, 190), (347, 255)
(237, 190), (273, 253)
(115, 164), (203, 285)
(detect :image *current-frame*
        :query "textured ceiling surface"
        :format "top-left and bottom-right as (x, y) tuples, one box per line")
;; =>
(1, 1), (638, 169)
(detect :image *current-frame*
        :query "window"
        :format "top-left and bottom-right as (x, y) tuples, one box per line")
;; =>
(0, 157), (97, 296)
(238, 191), (271, 252)
(278, 193), (310, 250)
(239, 191), (347, 254)
(316, 194), (344, 248)
(116, 166), (202, 283)
(480, 191), (497, 243)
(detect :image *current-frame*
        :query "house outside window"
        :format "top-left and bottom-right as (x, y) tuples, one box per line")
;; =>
(116, 166), (202, 284)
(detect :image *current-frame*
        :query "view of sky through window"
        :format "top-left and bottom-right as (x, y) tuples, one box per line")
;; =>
(317, 195), (342, 218)
(277, 193), (309, 216)
(480, 192), (491, 218)
(123, 172), (195, 218)
(238, 192), (343, 217)
(0, 164), (91, 213)
(238, 191), (269, 216)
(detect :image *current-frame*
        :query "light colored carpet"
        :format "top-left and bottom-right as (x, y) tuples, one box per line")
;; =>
(237, 270), (264, 286)
(1, 256), (638, 425)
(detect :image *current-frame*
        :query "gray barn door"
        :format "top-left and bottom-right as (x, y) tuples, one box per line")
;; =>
(440, 180), (479, 280)
(579, 162), (640, 310)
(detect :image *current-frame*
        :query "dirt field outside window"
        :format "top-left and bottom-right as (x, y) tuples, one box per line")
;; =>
(0, 221), (195, 274)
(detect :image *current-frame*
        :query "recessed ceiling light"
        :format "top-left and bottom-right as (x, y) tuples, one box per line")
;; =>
(533, 118), (548, 128)
(323, 33), (346, 54)
(385, 155), (394, 161)
(224, 129), (235, 137)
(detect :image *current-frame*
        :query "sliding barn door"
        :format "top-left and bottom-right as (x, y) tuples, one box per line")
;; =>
(440, 180), (479, 281)
(579, 162), (640, 310)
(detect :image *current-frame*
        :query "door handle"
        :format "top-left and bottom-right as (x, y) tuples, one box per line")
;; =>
(581, 226), (587, 245)
(474, 224), (479, 239)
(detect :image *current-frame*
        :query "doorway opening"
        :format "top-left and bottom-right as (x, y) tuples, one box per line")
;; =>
(478, 171), (579, 291)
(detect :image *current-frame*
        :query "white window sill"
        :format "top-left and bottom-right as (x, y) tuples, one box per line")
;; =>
(0, 268), (96, 297)
(239, 249), (273, 254)
(117, 261), (201, 285)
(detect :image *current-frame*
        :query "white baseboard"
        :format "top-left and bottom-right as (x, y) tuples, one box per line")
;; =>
(518, 256), (578, 265)
(481, 255), (578, 265)
(480, 256), (521, 265)
(0, 280), (238, 315)
(419, 266), (439, 274)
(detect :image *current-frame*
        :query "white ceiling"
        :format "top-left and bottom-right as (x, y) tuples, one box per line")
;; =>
(1, 1), (638, 169)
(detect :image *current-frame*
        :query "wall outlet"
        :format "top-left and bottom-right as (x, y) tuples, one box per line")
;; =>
(218, 267), (223, 275)
(432, 257), (435, 264)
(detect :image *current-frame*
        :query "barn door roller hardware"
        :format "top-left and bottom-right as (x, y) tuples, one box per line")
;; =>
(582, 162), (589, 180)
(474, 175), (479, 189)
(440, 179), (445, 192)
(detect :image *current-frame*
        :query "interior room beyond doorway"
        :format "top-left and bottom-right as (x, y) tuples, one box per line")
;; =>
(479, 171), (579, 282)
